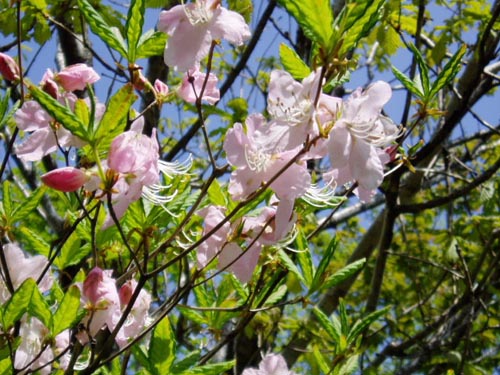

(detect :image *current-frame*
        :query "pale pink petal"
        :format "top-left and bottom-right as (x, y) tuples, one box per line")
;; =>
(15, 129), (58, 161)
(349, 139), (384, 193)
(218, 242), (261, 283)
(210, 7), (251, 45)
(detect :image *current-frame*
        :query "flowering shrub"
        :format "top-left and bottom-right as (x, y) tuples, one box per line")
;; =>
(0, 0), (496, 374)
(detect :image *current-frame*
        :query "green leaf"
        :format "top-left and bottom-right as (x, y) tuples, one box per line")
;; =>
(347, 305), (390, 345)
(132, 345), (152, 373)
(338, 354), (359, 375)
(323, 258), (366, 290)
(170, 350), (200, 373)
(295, 230), (314, 288)
(313, 307), (341, 344)
(264, 284), (287, 306)
(11, 185), (47, 223)
(278, 0), (333, 49)
(94, 83), (137, 149)
(126, 0), (146, 62)
(176, 360), (235, 375)
(0, 357), (12, 375)
(278, 249), (307, 286)
(2, 278), (35, 329)
(136, 30), (167, 59)
(53, 286), (81, 335)
(279, 43), (312, 80)
(227, 0), (253, 23)
(78, 0), (127, 58)
(28, 286), (52, 330)
(339, 0), (386, 56)
(310, 236), (337, 293)
(207, 179), (228, 207)
(408, 43), (430, 96)
(428, 44), (466, 99)
(28, 84), (89, 141)
(2, 180), (12, 218)
(74, 98), (90, 126)
(54, 231), (88, 269)
(391, 65), (424, 99)
(149, 316), (176, 375)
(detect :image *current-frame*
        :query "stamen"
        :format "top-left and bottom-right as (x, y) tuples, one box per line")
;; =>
(182, 0), (213, 26)
(245, 145), (270, 172)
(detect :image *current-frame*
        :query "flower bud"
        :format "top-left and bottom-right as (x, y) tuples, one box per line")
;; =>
(0, 52), (20, 82)
(56, 63), (100, 91)
(41, 167), (89, 192)
(154, 79), (169, 97)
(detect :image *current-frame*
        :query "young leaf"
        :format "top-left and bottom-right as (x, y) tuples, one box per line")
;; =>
(126, 0), (146, 62)
(94, 83), (137, 149)
(28, 285), (52, 330)
(313, 306), (341, 345)
(339, 0), (386, 56)
(2, 278), (35, 329)
(28, 84), (89, 141)
(136, 30), (168, 59)
(207, 178), (228, 207)
(149, 316), (176, 375)
(77, 0), (127, 58)
(310, 236), (338, 294)
(279, 43), (312, 80)
(53, 285), (81, 335)
(54, 231), (89, 269)
(176, 360), (236, 375)
(278, 0), (333, 49)
(323, 258), (366, 290)
(391, 65), (424, 99)
(278, 249), (307, 287)
(338, 354), (359, 375)
(295, 230), (314, 288)
(347, 305), (391, 345)
(428, 44), (466, 99)
(11, 185), (47, 223)
(408, 43), (430, 97)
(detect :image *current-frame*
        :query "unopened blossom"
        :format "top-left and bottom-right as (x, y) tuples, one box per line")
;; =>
(178, 66), (220, 104)
(78, 267), (121, 344)
(158, 0), (251, 71)
(0, 52), (20, 82)
(242, 353), (297, 375)
(41, 68), (59, 98)
(41, 166), (89, 192)
(324, 81), (399, 201)
(55, 63), (100, 91)
(116, 279), (152, 348)
(0, 243), (52, 303)
(154, 79), (169, 102)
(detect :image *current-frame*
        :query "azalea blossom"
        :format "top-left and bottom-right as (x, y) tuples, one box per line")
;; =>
(55, 63), (100, 91)
(324, 81), (399, 201)
(178, 65), (220, 104)
(41, 166), (89, 192)
(116, 279), (152, 348)
(242, 353), (297, 375)
(158, 0), (251, 71)
(197, 205), (294, 283)
(0, 52), (20, 82)
(0, 243), (52, 303)
(78, 267), (122, 344)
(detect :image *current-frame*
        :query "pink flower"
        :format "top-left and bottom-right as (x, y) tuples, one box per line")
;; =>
(0, 243), (52, 303)
(197, 205), (231, 269)
(108, 120), (160, 187)
(242, 353), (297, 375)
(178, 66), (220, 104)
(0, 52), (20, 82)
(154, 79), (169, 99)
(158, 0), (251, 71)
(55, 63), (100, 91)
(223, 114), (311, 202)
(15, 318), (54, 375)
(116, 280), (152, 348)
(78, 267), (121, 344)
(14, 93), (99, 161)
(41, 167), (89, 192)
(324, 81), (399, 201)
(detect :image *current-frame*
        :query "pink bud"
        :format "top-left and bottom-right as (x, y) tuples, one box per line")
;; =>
(41, 167), (89, 192)
(56, 63), (100, 91)
(0, 52), (20, 82)
(154, 79), (169, 97)
(119, 281), (133, 306)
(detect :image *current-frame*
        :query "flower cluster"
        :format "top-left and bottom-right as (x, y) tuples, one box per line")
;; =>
(78, 267), (151, 348)
(242, 353), (297, 375)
